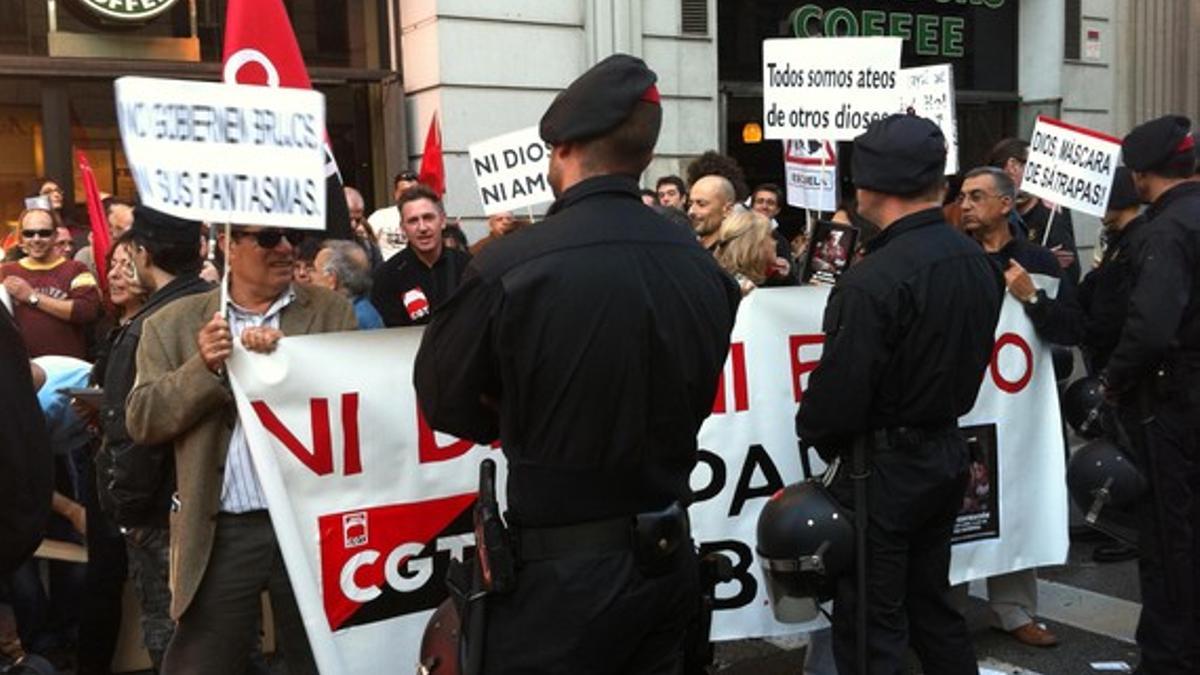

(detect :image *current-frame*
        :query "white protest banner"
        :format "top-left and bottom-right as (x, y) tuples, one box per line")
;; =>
(1021, 115), (1122, 218)
(468, 126), (554, 215)
(899, 64), (959, 174)
(763, 37), (902, 141)
(114, 76), (327, 229)
(783, 140), (838, 212)
(230, 286), (1068, 664)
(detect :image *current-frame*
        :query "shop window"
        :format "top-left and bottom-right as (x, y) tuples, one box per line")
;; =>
(1064, 0), (1082, 60)
(682, 0), (708, 35)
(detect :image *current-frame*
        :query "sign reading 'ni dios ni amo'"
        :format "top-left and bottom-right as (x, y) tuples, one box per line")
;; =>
(468, 126), (555, 215)
(1021, 116), (1122, 218)
(114, 76), (328, 229)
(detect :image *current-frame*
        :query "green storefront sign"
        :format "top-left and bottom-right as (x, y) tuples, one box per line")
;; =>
(789, 1), (1009, 59)
(78, 0), (181, 22)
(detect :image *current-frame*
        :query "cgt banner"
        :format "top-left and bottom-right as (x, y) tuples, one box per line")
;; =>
(228, 286), (1068, 671)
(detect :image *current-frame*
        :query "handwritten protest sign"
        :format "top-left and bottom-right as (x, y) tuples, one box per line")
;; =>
(783, 140), (838, 212)
(899, 64), (959, 174)
(468, 126), (554, 215)
(763, 37), (902, 141)
(1021, 116), (1122, 218)
(115, 76), (327, 229)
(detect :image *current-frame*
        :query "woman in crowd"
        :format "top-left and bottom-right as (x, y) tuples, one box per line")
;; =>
(713, 207), (776, 295)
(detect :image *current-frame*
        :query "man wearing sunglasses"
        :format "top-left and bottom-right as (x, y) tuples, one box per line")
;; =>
(0, 208), (101, 359)
(126, 222), (357, 675)
(368, 170), (420, 261)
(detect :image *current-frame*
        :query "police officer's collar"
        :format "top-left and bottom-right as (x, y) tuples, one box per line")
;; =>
(545, 174), (641, 217)
(1145, 180), (1200, 220)
(863, 206), (944, 255)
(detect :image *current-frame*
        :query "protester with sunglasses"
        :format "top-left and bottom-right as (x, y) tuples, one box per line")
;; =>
(0, 208), (101, 359)
(126, 219), (356, 675)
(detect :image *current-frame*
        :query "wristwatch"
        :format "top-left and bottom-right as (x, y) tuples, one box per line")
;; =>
(1024, 290), (1041, 305)
(28, 293), (39, 307)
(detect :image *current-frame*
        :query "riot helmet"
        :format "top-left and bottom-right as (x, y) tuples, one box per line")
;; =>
(418, 598), (463, 675)
(755, 466), (855, 623)
(1063, 376), (1106, 438)
(1067, 437), (1144, 545)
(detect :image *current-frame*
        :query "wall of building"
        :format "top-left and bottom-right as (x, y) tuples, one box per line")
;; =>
(398, 0), (719, 238)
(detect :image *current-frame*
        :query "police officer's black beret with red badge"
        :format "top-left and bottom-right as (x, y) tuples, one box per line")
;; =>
(851, 114), (947, 195)
(539, 53), (660, 145)
(1121, 115), (1193, 172)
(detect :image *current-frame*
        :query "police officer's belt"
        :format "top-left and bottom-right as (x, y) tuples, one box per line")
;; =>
(871, 421), (958, 452)
(514, 504), (690, 564)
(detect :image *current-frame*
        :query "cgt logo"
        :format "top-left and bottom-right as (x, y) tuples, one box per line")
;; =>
(319, 495), (477, 631)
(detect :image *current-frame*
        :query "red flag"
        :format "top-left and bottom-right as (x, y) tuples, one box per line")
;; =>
(417, 113), (445, 198)
(77, 151), (110, 293)
(222, 0), (353, 240)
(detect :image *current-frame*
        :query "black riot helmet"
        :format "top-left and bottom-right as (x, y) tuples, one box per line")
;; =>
(1062, 376), (1106, 438)
(418, 598), (463, 675)
(755, 474), (855, 623)
(1067, 438), (1144, 545)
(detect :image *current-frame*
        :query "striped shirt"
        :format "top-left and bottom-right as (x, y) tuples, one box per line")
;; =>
(220, 287), (296, 513)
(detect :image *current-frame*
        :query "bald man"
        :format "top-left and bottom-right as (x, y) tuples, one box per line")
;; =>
(687, 175), (736, 249)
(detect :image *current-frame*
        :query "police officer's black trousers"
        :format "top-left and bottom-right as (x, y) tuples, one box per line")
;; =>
(481, 544), (698, 674)
(1124, 402), (1199, 675)
(830, 436), (978, 675)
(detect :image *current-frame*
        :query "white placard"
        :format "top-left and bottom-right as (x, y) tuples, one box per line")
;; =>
(763, 37), (902, 141)
(1021, 115), (1122, 218)
(899, 64), (959, 174)
(114, 76), (327, 229)
(784, 140), (838, 212)
(467, 126), (554, 215)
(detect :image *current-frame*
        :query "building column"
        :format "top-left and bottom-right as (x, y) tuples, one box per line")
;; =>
(586, 0), (643, 65)
(40, 82), (73, 203)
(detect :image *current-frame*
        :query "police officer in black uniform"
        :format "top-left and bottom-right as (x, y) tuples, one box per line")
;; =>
(1101, 115), (1200, 675)
(413, 54), (740, 674)
(796, 114), (1004, 675)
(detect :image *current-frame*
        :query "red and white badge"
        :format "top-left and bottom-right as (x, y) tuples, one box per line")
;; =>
(402, 287), (430, 321)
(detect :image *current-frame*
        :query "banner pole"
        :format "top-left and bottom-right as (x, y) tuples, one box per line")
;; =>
(219, 221), (232, 319)
(1040, 205), (1058, 248)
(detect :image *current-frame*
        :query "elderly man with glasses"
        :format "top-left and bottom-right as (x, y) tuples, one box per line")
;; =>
(126, 222), (357, 675)
(0, 208), (100, 358)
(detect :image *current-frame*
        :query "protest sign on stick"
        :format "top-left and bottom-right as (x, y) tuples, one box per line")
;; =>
(468, 126), (554, 215)
(115, 76), (328, 231)
(1021, 115), (1122, 222)
(784, 140), (838, 213)
(898, 64), (959, 174)
(763, 37), (902, 141)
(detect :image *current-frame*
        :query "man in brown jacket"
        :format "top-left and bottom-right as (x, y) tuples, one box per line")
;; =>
(126, 226), (356, 675)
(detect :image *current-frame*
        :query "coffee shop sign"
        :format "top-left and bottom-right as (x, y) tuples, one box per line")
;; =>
(789, 1), (1008, 59)
(79, 0), (181, 22)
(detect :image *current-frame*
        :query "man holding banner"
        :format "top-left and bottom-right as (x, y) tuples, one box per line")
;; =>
(126, 226), (356, 675)
(414, 54), (740, 673)
(795, 114), (1004, 675)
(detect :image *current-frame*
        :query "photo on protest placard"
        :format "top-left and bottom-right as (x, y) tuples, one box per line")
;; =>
(1021, 115), (1122, 218)
(954, 423), (1001, 544)
(802, 220), (857, 285)
(114, 76), (327, 229)
(762, 36), (902, 141)
(468, 126), (554, 215)
(783, 140), (838, 212)
(899, 63), (959, 174)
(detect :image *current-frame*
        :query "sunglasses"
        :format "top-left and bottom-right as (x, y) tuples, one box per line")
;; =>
(22, 229), (54, 238)
(235, 228), (305, 248)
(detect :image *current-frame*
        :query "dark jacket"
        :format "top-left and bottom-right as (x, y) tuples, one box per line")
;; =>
(414, 175), (740, 527)
(96, 274), (212, 528)
(797, 207), (1004, 453)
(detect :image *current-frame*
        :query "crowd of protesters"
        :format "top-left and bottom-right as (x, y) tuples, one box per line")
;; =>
(0, 105), (1195, 674)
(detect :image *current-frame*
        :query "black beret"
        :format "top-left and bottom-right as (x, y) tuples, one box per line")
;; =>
(131, 206), (202, 246)
(1122, 115), (1193, 172)
(1107, 167), (1140, 210)
(539, 53), (659, 145)
(851, 114), (946, 195)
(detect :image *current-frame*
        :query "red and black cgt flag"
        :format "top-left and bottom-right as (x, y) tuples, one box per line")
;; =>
(222, 0), (354, 241)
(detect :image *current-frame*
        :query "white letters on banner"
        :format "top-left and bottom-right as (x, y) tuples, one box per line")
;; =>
(467, 126), (554, 215)
(899, 64), (959, 175)
(783, 140), (838, 212)
(762, 37), (902, 141)
(114, 76), (327, 229)
(229, 287), (1068, 671)
(1021, 115), (1123, 218)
